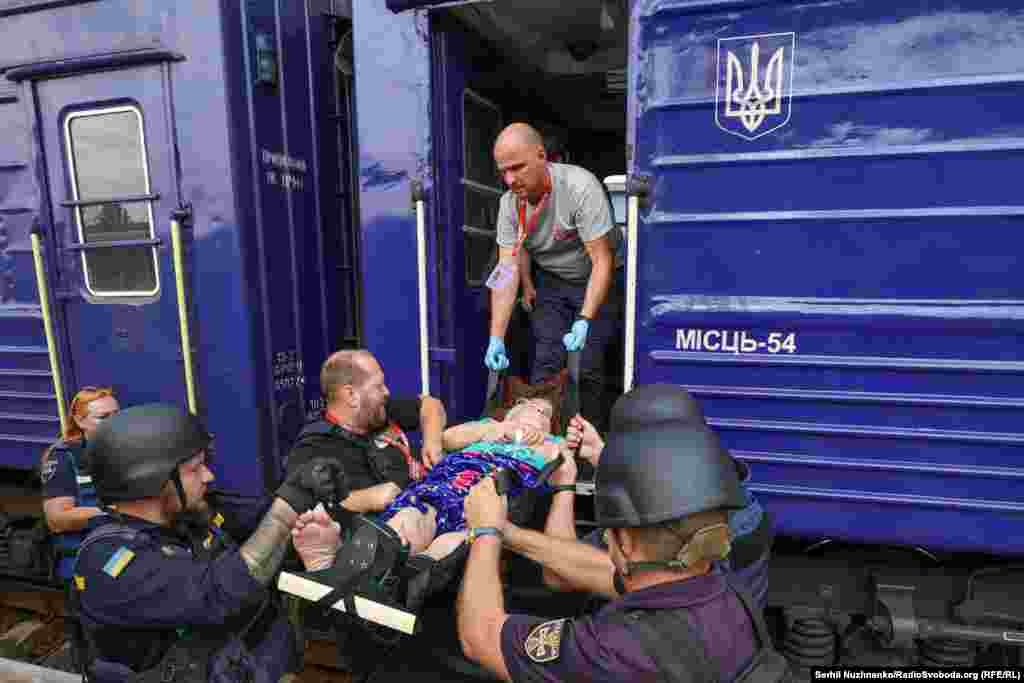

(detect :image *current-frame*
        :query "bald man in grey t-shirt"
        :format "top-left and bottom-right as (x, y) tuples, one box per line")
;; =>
(484, 123), (623, 431)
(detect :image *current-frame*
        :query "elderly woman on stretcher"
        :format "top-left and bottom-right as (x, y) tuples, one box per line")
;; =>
(282, 397), (569, 621)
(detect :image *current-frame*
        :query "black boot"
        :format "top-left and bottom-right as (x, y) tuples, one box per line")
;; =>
(402, 540), (471, 616)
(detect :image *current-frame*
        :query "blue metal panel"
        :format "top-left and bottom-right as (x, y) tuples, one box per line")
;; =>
(218, 0), (335, 489)
(629, 0), (1024, 555)
(183, 0), (268, 495)
(353, 0), (432, 400)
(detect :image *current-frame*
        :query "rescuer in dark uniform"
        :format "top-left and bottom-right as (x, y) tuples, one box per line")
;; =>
(41, 386), (121, 582)
(71, 403), (346, 683)
(456, 386), (790, 682)
(286, 349), (446, 525)
(503, 385), (773, 611)
(283, 348), (446, 676)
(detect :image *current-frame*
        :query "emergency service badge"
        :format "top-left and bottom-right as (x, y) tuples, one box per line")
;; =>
(524, 618), (566, 663)
(715, 32), (796, 141)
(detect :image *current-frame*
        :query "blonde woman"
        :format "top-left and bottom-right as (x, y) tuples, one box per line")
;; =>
(40, 386), (120, 581)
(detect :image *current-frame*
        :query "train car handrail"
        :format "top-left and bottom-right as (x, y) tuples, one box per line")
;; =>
(64, 238), (163, 251)
(622, 174), (649, 392)
(170, 210), (198, 414)
(412, 179), (430, 395)
(60, 193), (160, 208)
(28, 221), (67, 430)
(3, 48), (184, 83)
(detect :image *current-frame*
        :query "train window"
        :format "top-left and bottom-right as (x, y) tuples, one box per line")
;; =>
(462, 90), (503, 286)
(64, 105), (159, 297)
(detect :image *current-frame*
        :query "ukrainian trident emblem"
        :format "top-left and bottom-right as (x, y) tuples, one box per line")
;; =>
(715, 33), (796, 140)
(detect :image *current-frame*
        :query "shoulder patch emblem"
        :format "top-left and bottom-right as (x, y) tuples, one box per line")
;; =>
(525, 618), (566, 663)
(102, 546), (136, 578)
(40, 453), (57, 484)
(160, 545), (177, 557)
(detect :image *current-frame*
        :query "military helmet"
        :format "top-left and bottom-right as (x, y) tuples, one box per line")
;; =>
(595, 384), (746, 529)
(89, 404), (211, 503)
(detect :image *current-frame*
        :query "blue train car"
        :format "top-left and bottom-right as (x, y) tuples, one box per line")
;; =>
(1, 0), (1022, 671)
(0, 0), (363, 498)
(618, 0), (1024, 665)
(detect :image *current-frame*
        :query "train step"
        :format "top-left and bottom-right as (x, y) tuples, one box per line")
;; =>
(0, 345), (50, 374)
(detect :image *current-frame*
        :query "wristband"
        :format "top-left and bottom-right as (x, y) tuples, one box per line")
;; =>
(468, 526), (504, 545)
(551, 484), (576, 494)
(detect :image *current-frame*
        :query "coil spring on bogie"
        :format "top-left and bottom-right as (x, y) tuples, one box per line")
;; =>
(783, 616), (836, 668)
(919, 638), (975, 667)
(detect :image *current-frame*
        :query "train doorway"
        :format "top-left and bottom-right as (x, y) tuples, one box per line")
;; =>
(428, 1), (629, 429)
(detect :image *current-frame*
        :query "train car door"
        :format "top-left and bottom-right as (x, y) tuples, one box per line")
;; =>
(32, 62), (193, 412)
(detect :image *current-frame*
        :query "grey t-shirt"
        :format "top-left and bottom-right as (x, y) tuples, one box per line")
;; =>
(496, 163), (622, 283)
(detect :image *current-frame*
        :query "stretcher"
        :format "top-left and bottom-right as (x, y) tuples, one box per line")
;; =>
(276, 351), (585, 636)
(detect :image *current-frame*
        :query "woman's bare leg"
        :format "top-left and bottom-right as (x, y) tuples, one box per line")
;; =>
(422, 531), (469, 560)
(386, 506), (438, 555)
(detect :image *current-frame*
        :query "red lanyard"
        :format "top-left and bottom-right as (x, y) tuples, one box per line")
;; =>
(513, 169), (553, 256)
(325, 409), (360, 434)
(376, 424), (426, 482)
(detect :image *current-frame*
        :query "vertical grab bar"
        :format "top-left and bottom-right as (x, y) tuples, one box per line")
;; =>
(170, 211), (198, 414)
(623, 175), (649, 394)
(412, 180), (430, 396)
(29, 224), (67, 430)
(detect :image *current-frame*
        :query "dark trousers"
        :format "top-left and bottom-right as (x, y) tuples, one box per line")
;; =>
(530, 268), (624, 433)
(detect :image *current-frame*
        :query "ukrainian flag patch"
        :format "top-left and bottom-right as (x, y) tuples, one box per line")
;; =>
(103, 546), (135, 578)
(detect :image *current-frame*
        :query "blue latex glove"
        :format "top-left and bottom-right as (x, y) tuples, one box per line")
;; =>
(563, 319), (590, 352)
(485, 336), (509, 371)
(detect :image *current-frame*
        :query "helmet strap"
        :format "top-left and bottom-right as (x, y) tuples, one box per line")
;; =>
(171, 468), (188, 512)
(624, 523), (732, 576)
(612, 569), (627, 596)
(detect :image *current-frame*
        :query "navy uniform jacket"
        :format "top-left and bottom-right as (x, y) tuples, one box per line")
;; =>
(74, 512), (297, 681)
(41, 439), (98, 580)
(501, 570), (758, 683)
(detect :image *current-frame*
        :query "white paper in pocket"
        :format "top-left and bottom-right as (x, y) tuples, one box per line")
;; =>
(485, 261), (517, 290)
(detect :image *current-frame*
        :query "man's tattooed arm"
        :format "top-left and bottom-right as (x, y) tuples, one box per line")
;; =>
(239, 499), (298, 585)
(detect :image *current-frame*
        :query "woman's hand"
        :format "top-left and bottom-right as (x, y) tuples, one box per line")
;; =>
(566, 414), (604, 467)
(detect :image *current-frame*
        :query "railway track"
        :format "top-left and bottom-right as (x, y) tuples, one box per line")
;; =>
(0, 593), (355, 683)
(0, 587), (511, 682)
(0, 490), (489, 682)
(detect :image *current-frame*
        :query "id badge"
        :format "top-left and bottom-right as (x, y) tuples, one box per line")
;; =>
(485, 261), (517, 290)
